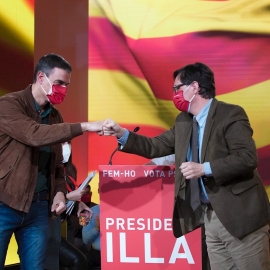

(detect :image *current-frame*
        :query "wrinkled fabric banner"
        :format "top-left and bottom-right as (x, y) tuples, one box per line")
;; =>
(88, 0), (270, 192)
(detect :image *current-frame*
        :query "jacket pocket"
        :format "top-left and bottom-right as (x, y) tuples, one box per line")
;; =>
(0, 150), (19, 179)
(230, 180), (258, 195)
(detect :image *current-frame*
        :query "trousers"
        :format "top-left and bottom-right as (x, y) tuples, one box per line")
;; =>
(0, 201), (49, 270)
(204, 206), (270, 270)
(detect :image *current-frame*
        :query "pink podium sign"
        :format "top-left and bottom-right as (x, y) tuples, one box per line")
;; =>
(99, 165), (202, 270)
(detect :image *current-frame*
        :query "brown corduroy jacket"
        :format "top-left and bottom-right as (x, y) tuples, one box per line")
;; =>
(0, 85), (83, 212)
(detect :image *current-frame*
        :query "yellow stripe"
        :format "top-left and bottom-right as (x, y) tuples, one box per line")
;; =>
(90, 172), (100, 205)
(217, 80), (270, 149)
(265, 185), (270, 201)
(89, 0), (113, 19)
(89, 0), (270, 39)
(0, 89), (8, 97)
(88, 69), (178, 129)
(0, 0), (34, 54)
(89, 70), (270, 149)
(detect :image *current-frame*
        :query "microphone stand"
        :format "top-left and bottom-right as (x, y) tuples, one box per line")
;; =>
(108, 126), (140, 165)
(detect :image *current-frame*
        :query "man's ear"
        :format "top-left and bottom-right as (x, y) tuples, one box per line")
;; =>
(37, 71), (45, 84)
(192, 81), (200, 94)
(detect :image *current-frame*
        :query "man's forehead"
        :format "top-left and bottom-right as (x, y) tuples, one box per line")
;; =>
(49, 67), (71, 85)
(49, 67), (70, 77)
(174, 76), (182, 83)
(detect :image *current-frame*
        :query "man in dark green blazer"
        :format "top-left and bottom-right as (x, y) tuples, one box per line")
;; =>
(103, 62), (270, 270)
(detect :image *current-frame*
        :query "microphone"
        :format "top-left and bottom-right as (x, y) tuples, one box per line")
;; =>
(133, 127), (140, 133)
(108, 126), (140, 165)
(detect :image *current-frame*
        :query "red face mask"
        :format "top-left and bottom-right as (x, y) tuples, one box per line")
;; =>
(47, 84), (67, 105)
(173, 90), (190, 112)
(173, 85), (195, 112)
(81, 193), (92, 204)
(41, 74), (67, 105)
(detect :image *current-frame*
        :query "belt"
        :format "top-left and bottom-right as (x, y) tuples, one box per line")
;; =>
(206, 203), (213, 210)
(202, 202), (213, 210)
(32, 190), (49, 202)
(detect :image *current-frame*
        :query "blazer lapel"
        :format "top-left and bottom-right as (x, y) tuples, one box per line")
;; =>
(180, 119), (193, 161)
(174, 113), (193, 195)
(201, 98), (218, 163)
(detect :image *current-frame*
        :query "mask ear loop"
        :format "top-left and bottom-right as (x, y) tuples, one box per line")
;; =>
(189, 94), (196, 103)
(185, 80), (198, 103)
(44, 74), (53, 95)
(40, 84), (48, 96)
(187, 82), (198, 113)
(183, 84), (191, 96)
(40, 83), (50, 102)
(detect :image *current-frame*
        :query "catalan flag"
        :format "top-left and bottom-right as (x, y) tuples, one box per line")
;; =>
(87, 0), (270, 194)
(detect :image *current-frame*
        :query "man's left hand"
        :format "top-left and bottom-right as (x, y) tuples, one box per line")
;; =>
(180, 162), (205, 179)
(51, 192), (67, 215)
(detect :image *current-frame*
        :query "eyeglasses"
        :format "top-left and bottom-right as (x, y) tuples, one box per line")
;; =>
(172, 83), (186, 93)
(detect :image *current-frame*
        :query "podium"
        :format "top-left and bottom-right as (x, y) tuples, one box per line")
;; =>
(99, 165), (202, 270)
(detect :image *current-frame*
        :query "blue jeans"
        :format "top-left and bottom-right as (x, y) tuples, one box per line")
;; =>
(0, 201), (49, 270)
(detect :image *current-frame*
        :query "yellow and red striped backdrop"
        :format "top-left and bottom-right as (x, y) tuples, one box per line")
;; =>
(1, 0), (270, 265)
(88, 0), (270, 196)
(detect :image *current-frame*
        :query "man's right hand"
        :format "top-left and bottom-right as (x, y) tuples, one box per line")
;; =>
(81, 121), (104, 135)
(66, 189), (85, 201)
(102, 118), (126, 138)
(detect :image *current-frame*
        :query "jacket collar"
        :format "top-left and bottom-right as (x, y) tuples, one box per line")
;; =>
(23, 85), (52, 116)
(24, 84), (38, 114)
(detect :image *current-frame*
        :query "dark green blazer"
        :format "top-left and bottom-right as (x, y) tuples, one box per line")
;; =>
(122, 98), (270, 239)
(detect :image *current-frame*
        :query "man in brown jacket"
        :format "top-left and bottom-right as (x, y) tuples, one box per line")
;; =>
(0, 53), (103, 269)
(103, 63), (270, 270)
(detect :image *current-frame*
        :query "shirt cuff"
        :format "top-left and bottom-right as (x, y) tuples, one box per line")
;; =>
(203, 162), (212, 177)
(117, 129), (129, 146)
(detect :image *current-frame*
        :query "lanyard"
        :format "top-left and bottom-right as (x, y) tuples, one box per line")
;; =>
(64, 167), (78, 191)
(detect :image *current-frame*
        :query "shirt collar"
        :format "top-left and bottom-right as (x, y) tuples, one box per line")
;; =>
(195, 98), (213, 128)
(34, 100), (51, 118)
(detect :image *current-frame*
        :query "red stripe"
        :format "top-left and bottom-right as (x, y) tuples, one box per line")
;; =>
(89, 18), (270, 100)
(24, 0), (34, 11)
(0, 42), (33, 92)
(89, 18), (144, 79)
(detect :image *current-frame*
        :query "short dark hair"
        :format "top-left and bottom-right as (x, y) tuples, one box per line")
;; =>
(173, 62), (216, 98)
(33, 53), (72, 83)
